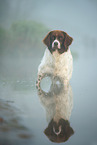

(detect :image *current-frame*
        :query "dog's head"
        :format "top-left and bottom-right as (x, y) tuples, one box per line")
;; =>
(44, 118), (74, 143)
(43, 30), (73, 54)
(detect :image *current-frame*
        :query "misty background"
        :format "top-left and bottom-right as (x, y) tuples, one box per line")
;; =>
(0, 0), (97, 145)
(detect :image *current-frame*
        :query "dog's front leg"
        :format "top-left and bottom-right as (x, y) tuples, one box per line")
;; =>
(36, 73), (44, 89)
(36, 72), (53, 89)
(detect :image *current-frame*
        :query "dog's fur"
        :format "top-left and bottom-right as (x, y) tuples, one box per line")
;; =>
(36, 30), (73, 87)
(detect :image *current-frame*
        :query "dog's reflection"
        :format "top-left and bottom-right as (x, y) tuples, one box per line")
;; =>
(37, 75), (74, 143)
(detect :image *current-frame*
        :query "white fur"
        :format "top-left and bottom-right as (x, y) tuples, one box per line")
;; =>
(52, 39), (61, 49)
(38, 83), (73, 122)
(38, 48), (73, 83)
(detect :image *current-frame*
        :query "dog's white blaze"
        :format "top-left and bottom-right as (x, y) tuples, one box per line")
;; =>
(53, 125), (62, 136)
(52, 39), (61, 49)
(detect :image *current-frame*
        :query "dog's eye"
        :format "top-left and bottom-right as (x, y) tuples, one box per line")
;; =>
(59, 36), (63, 40)
(51, 36), (55, 40)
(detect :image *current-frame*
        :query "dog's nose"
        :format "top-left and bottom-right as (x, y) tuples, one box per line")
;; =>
(54, 42), (58, 46)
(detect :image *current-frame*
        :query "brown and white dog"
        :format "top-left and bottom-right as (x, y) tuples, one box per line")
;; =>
(36, 30), (73, 87)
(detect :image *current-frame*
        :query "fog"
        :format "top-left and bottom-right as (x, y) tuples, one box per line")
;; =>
(0, 0), (97, 145)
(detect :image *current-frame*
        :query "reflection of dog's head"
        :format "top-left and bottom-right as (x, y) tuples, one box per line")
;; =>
(44, 118), (74, 143)
(43, 30), (73, 54)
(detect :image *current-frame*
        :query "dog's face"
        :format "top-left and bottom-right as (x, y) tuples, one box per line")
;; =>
(44, 118), (74, 143)
(43, 30), (73, 54)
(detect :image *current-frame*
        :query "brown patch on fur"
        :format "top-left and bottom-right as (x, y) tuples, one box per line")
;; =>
(44, 118), (74, 143)
(43, 31), (51, 48)
(63, 32), (73, 50)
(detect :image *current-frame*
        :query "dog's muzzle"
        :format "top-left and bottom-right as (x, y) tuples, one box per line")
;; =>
(52, 39), (61, 49)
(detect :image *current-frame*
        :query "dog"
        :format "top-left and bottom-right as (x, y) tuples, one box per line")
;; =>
(37, 76), (74, 143)
(36, 30), (73, 87)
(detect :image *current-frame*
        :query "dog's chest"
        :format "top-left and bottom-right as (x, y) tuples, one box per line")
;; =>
(52, 50), (72, 75)
(53, 50), (67, 66)
(38, 48), (72, 79)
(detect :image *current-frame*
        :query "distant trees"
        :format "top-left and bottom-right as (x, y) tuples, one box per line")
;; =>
(0, 21), (49, 57)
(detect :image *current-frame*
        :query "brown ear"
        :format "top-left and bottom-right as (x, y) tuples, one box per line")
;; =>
(63, 32), (73, 48)
(43, 31), (51, 47)
(66, 125), (74, 140)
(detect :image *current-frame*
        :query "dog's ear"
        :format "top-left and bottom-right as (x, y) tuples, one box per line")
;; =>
(63, 32), (73, 49)
(65, 125), (74, 141)
(43, 31), (51, 47)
